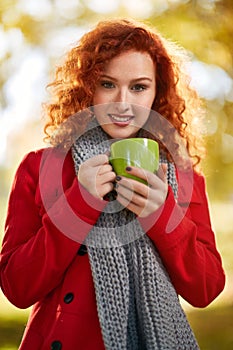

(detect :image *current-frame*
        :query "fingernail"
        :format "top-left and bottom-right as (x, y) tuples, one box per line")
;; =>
(116, 176), (122, 181)
(126, 167), (132, 171)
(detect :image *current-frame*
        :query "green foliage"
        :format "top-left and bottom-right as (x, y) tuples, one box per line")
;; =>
(188, 304), (233, 350)
(148, 1), (233, 201)
(0, 316), (27, 350)
(0, 0), (232, 200)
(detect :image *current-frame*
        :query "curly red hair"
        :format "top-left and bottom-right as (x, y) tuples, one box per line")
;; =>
(43, 18), (205, 169)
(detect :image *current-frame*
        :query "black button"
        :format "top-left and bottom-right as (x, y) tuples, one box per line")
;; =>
(77, 244), (88, 256)
(64, 292), (74, 304)
(51, 340), (62, 350)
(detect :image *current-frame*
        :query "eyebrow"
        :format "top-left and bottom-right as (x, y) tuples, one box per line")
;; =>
(100, 74), (153, 83)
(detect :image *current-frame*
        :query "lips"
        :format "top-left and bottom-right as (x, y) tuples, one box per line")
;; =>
(108, 114), (134, 126)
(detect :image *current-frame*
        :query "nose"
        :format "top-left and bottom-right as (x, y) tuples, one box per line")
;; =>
(115, 88), (130, 113)
(115, 101), (130, 113)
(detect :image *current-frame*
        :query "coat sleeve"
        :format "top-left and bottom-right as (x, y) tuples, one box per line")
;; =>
(139, 171), (225, 308)
(0, 150), (106, 309)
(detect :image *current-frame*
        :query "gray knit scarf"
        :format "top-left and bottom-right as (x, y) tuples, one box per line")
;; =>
(71, 121), (199, 350)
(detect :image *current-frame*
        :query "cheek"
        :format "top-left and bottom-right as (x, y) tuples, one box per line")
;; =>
(147, 92), (156, 107)
(132, 103), (151, 121)
(93, 93), (101, 105)
(136, 93), (155, 110)
(93, 104), (109, 122)
(93, 89), (102, 104)
(93, 90), (111, 105)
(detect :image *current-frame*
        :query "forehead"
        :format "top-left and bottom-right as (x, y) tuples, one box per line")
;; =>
(102, 50), (156, 78)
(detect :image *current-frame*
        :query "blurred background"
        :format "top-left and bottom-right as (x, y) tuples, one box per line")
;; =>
(0, 0), (232, 349)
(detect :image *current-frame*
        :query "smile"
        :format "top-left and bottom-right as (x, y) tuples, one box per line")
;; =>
(108, 114), (134, 122)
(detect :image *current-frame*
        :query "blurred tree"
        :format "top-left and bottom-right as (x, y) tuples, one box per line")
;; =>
(0, 0), (232, 200)
(147, 0), (233, 200)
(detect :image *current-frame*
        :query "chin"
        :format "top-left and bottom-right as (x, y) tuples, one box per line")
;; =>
(104, 127), (139, 140)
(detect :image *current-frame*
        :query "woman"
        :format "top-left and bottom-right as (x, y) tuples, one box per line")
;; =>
(0, 18), (225, 350)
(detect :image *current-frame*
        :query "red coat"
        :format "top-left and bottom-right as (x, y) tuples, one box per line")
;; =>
(0, 148), (225, 350)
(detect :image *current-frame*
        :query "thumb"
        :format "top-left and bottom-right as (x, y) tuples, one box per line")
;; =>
(104, 150), (111, 157)
(156, 163), (168, 183)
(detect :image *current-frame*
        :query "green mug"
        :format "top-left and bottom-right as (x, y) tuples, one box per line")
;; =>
(110, 138), (159, 184)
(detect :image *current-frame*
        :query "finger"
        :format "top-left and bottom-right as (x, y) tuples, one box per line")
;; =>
(85, 154), (109, 167)
(98, 183), (115, 199)
(116, 192), (149, 217)
(116, 192), (139, 213)
(98, 170), (116, 184)
(116, 176), (149, 199)
(98, 164), (114, 176)
(116, 183), (148, 207)
(124, 166), (163, 189)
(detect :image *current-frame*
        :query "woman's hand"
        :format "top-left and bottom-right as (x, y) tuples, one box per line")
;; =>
(115, 165), (168, 217)
(78, 154), (116, 200)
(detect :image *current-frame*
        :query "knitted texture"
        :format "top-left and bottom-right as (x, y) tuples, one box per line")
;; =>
(72, 121), (199, 350)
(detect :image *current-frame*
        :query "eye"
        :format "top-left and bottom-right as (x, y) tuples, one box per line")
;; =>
(131, 84), (147, 92)
(100, 81), (115, 89)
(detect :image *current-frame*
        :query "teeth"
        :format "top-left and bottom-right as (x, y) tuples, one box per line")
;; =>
(110, 115), (132, 122)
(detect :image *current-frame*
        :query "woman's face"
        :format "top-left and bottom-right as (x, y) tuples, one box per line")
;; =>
(93, 50), (156, 139)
